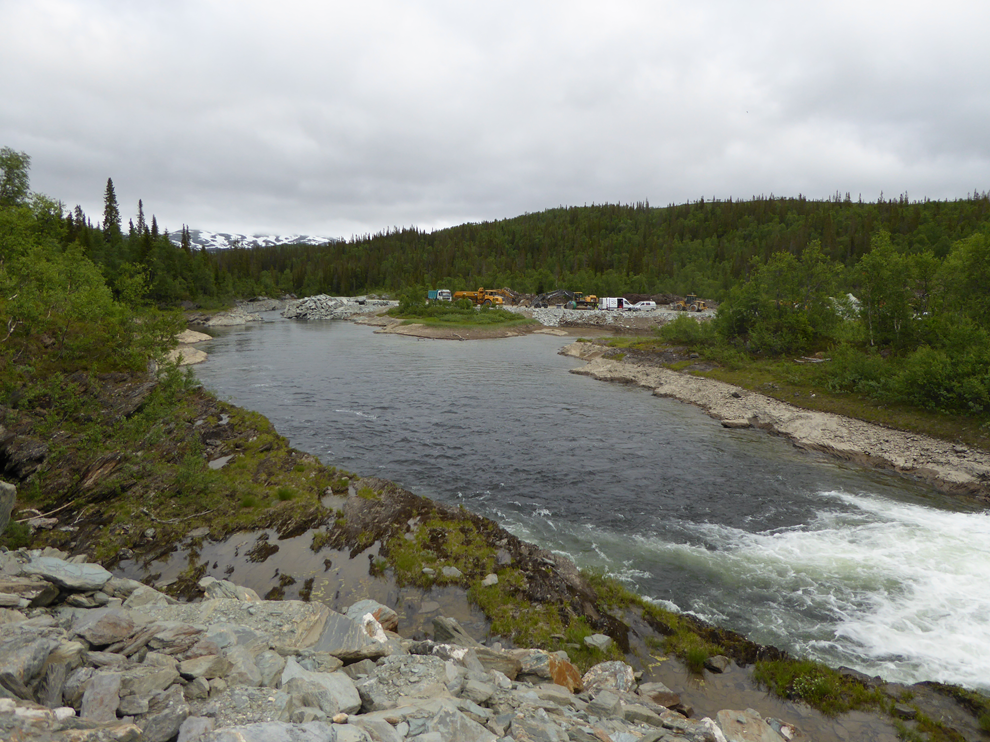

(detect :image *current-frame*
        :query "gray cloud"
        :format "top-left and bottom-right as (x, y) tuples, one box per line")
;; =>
(2, 0), (987, 237)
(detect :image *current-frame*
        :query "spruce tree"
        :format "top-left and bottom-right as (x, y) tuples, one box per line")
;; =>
(103, 178), (121, 243)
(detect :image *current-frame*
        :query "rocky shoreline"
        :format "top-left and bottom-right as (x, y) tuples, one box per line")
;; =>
(562, 343), (990, 503)
(2, 548), (807, 742)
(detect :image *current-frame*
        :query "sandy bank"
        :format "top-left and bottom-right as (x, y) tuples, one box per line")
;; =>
(354, 314), (583, 340)
(563, 342), (990, 503)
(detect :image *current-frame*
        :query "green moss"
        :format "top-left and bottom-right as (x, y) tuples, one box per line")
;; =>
(385, 516), (497, 587)
(357, 486), (379, 500)
(753, 658), (883, 717)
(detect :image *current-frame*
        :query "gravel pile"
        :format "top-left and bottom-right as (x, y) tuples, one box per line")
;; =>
(504, 305), (708, 328)
(284, 296), (397, 321)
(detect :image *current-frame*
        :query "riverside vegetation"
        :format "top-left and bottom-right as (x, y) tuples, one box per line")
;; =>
(3, 147), (990, 739)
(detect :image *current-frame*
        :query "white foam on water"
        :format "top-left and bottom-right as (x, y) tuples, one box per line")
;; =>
(637, 490), (990, 690)
(334, 408), (379, 420)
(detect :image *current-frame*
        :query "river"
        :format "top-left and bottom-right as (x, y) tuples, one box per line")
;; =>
(193, 315), (990, 691)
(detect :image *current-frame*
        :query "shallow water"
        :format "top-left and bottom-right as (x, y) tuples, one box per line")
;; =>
(194, 316), (989, 691)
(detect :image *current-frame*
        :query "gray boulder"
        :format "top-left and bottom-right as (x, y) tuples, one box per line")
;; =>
(71, 607), (138, 647)
(281, 657), (361, 715)
(80, 671), (121, 722)
(345, 599), (399, 632)
(0, 632), (60, 699)
(716, 707), (786, 742)
(199, 576), (261, 602)
(140, 685), (190, 742)
(581, 660), (636, 694)
(22, 556), (111, 592)
(311, 610), (389, 662)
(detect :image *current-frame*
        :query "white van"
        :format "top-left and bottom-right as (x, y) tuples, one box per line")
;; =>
(599, 297), (630, 310)
(629, 300), (656, 311)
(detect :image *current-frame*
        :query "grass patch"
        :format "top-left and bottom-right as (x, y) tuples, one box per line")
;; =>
(388, 301), (534, 328)
(753, 658), (884, 716)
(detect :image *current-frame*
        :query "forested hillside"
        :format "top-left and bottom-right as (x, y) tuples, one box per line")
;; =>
(4, 143), (990, 417)
(212, 194), (990, 300)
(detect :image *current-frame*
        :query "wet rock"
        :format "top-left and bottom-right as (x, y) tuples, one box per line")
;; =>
(23, 556), (112, 592)
(432, 616), (482, 648)
(716, 707), (785, 742)
(200, 577), (261, 602)
(204, 308), (262, 327)
(638, 681), (681, 709)
(704, 654), (731, 673)
(345, 599), (399, 632)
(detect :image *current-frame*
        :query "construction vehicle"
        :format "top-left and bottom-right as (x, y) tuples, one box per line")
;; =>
(486, 287), (523, 305)
(427, 289), (452, 302)
(673, 294), (708, 312)
(568, 292), (599, 310)
(531, 290), (598, 309)
(451, 288), (505, 307)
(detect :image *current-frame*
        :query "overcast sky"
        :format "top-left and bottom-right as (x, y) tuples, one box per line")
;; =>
(2, 0), (988, 239)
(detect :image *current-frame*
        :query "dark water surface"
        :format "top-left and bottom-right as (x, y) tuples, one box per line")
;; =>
(194, 316), (990, 691)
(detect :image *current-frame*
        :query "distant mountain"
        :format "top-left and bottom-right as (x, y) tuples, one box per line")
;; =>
(170, 229), (334, 251)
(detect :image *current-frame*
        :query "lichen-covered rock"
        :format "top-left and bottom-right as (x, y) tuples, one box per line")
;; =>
(581, 660), (636, 695)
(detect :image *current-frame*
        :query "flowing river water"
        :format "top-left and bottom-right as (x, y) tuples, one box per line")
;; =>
(193, 315), (990, 692)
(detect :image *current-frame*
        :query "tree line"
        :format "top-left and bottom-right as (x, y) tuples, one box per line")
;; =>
(2, 144), (989, 414)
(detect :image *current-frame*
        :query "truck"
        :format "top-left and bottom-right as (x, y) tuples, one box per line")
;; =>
(451, 288), (505, 307)
(568, 292), (599, 310)
(599, 297), (630, 310)
(427, 289), (452, 302)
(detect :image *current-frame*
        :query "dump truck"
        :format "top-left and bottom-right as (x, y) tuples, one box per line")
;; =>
(427, 289), (452, 302)
(451, 288), (505, 307)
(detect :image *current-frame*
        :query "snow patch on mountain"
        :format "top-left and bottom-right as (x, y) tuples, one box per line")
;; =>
(171, 229), (336, 250)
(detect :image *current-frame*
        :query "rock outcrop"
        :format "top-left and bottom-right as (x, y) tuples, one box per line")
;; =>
(0, 548), (802, 742)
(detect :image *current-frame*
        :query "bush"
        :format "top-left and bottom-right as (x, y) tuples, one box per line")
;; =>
(660, 315), (716, 346)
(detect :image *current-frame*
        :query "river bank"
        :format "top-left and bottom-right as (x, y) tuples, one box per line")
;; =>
(560, 342), (990, 504)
